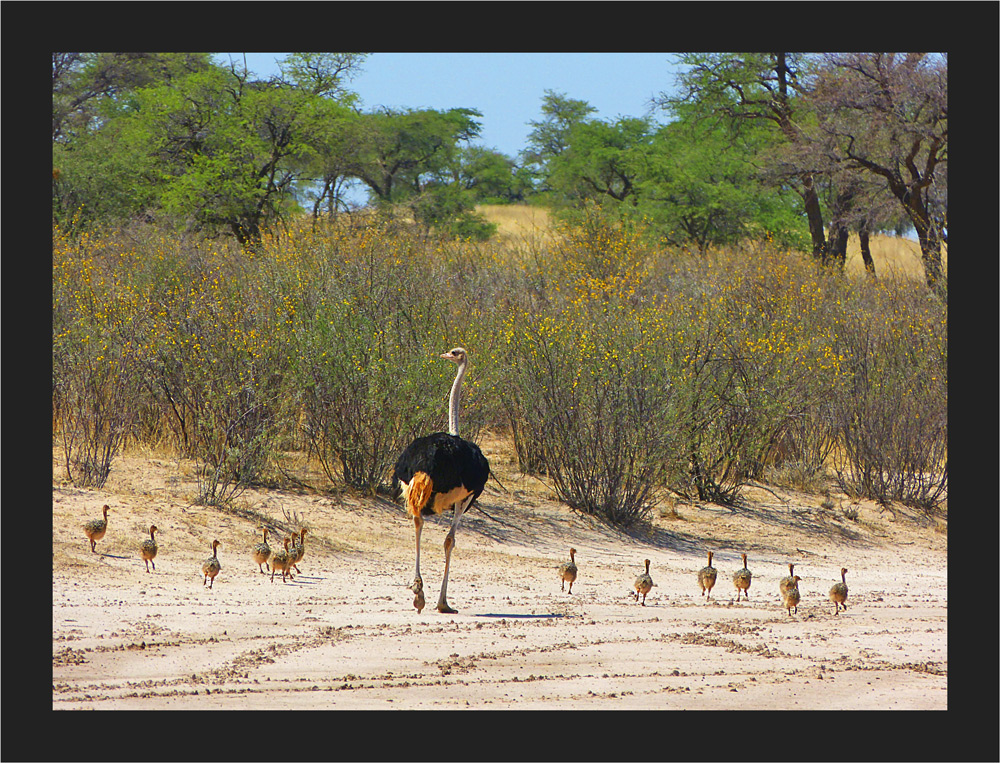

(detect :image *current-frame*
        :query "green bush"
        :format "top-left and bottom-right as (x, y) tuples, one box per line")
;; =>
(291, 296), (450, 494)
(267, 221), (490, 494)
(499, 215), (680, 526)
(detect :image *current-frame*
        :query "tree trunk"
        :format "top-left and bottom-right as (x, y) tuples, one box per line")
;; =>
(772, 56), (826, 262)
(824, 186), (857, 272)
(859, 227), (877, 279)
(905, 190), (945, 299)
(917, 225), (944, 298)
(801, 177), (828, 261)
(826, 223), (849, 271)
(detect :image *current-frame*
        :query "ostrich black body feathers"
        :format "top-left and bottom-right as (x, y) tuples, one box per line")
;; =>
(393, 433), (489, 515)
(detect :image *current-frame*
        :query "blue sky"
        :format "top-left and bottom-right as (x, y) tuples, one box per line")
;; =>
(216, 52), (684, 159)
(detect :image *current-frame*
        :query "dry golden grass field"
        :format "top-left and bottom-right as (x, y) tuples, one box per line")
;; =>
(478, 203), (945, 282)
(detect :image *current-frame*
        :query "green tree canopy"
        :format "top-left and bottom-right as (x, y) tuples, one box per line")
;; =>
(637, 113), (808, 252)
(659, 53), (831, 260)
(347, 107), (484, 204)
(546, 116), (654, 206)
(522, 90), (597, 192)
(53, 53), (367, 241)
(52, 52), (214, 142)
(521, 90), (808, 252)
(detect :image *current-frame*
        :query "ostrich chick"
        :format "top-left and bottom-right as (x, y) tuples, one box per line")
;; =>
(202, 540), (222, 589)
(84, 505), (111, 553)
(140, 525), (158, 572)
(782, 575), (802, 615)
(697, 551), (717, 600)
(733, 552), (752, 602)
(270, 537), (294, 583)
(634, 559), (654, 605)
(829, 567), (849, 614)
(559, 548), (578, 594)
(252, 527), (272, 574)
(289, 528), (307, 574)
(779, 563), (797, 597)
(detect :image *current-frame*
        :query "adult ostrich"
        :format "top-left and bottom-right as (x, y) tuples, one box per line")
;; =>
(393, 347), (490, 614)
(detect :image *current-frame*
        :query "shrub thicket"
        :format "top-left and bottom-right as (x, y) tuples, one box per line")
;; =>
(830, 278), (947, 509)
(53, 226), (155, 487)
(52, 213), (947, 519)
(274, 223), (459, 493)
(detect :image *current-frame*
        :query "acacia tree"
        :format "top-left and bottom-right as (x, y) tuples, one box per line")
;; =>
(812, 53), (947, 296)
(638, 112), (809, 253)
(345, 107), (500, 236)
(278, 52), (369, 218)
(133, 66), (313, 243)
(442, 145), (533, 204)
(546, 116), (654, 206)
(347, 107), (483, 203)
(52, 52), (365, 242)
(249, 64), (359, 218)
(660, 53), (832, 262)
(525, 91), (807, 252)
(521, 90), (597, 193)
(302, 109), (367, 218)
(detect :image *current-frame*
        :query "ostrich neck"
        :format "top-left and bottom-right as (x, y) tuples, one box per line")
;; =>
(447, 360), (467, 436)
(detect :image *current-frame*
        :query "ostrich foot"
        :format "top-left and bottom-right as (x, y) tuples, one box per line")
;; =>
(410, 578), (425, 613)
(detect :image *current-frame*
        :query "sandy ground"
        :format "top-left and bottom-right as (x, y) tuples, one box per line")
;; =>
(52, 436), (947, 713)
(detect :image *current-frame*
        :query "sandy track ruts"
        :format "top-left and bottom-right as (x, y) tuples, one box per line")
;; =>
(53, 444), (946, 711)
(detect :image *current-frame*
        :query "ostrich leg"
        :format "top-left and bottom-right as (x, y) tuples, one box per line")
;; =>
(412, 514), (424, 592)
(436, 494), (475, 613)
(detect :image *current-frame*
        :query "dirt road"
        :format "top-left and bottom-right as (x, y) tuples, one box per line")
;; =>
(52, 443), (947, 712)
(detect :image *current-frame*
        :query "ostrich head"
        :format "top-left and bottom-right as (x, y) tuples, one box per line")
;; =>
(440, 347), (468, 365)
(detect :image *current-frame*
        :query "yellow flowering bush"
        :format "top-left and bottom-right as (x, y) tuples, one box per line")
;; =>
(53, 225), (156, 486)
(52, 213), (947, 515)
